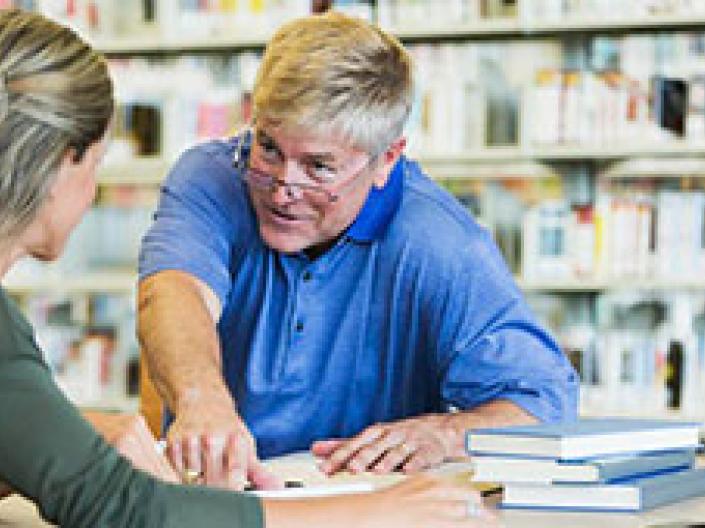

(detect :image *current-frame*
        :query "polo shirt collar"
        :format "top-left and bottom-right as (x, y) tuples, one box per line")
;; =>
(346, 156), (405, 242)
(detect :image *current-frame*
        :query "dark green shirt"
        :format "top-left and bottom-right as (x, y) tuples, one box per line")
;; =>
(0, 287), (264, 528)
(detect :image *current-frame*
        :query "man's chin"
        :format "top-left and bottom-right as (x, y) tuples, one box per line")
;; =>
(259, 229), (308, 255)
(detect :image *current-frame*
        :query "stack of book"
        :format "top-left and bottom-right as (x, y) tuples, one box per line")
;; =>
(467, 418), (705, 512)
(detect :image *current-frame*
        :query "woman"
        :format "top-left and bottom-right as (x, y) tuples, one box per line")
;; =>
(0, 8), (491, 528)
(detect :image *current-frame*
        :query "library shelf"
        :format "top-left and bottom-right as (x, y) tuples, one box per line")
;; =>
(93, 14), (705, 54)
(517, 278), (705, 292)
(3, 270), (137, 294)
(579, 406), (705, 424)
(420, 160), (554, 180)
(97, 157), (170, 186)
(101, 144), (705, 187)
(605, 158), (705, 178)
(391, 14), (705, 41)
(77, 396), (140, 414)
(418, 143), (705, 165)
(94, 30), (273, 55)
(6, 271), (704, 295)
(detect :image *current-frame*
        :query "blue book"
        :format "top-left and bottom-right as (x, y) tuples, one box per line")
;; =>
(466, 419), (700, 460)
(472, 449), (696, 484)
(501, 466), (705, 512)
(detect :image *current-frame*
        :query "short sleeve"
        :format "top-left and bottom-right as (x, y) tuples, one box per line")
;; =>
(434, 230), (579, 423)
(139, 141), (255, 304)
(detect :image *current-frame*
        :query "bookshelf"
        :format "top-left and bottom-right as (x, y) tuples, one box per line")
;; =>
(91, 16), (705, 55)
(94, 32), (272, 55)
(418, 144), (705, 163)
(391, 14), (705, 41)
(7, 270), (705, 296)
(97, 157), (169, 186)
(519, 279), (705, 293)
(93, 144), (705, 186)
(3, 270), (137, 294)
(8, 0), (705, 423)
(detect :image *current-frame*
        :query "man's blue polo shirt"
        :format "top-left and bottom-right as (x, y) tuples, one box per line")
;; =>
(139, 133), (578, 458)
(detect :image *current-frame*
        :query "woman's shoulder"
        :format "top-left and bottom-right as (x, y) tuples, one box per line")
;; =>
(0, 288), (36, 358)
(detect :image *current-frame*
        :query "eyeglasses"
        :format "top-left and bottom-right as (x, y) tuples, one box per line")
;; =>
(243, 165), (342, 203)
(240, 153), (379, 204)
(233, 127), (380, 204)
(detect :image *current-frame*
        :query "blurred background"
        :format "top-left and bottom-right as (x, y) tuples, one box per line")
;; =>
(2, 0), (705, 427)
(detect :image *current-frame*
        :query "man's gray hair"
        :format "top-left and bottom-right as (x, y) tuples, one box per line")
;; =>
(253, 11), (413, 157)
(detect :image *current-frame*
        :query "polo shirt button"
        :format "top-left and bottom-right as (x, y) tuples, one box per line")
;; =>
(295, 320), (304, 332)
(302, 271), (312, 282)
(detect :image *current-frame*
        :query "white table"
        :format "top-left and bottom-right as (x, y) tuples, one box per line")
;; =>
(4, 493), (705, 528)
(3, 456), (705, 527)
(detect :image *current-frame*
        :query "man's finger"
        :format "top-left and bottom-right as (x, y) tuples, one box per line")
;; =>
(202, 435), (227, 486)
(184, 435), (202, 476)
(248, 457), (285, 490)
(319, 425), (386, 475)
(223, 434), (250, 490)
(401, 445), (437, 474)
(345, 429), (405, 473)
(370, 441), (415, 474)
(310, 439), (344, 457)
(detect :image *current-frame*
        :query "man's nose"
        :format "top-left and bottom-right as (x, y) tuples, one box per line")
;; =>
(271, 161), (305, 203)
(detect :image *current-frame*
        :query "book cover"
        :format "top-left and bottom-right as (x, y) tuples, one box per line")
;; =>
(471, 449), (695, 484)
(502, 466), (705, 512)
(466, 418), (700, 460)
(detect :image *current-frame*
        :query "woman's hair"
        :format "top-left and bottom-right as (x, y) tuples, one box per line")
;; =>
(0, 8), (113, 241)
(253, 11), (413, 157)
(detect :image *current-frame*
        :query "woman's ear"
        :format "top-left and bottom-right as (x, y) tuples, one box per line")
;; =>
(372, 136), (406, 188)
(46, 148), (80, 200)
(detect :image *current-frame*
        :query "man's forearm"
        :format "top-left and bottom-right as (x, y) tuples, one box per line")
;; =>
(436, 399), (537, 458)
(137, 270), (233, 413)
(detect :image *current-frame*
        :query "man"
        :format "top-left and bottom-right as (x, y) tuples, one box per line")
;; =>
(138, 11), (578, 491)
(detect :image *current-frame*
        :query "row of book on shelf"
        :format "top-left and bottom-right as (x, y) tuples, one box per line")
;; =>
(17, 292), (141, 409)
(13, 2), (705, 161)
(409, 33), (705, 154)
(14, 0), (705, 41)
(522, 184), (705, 282)
(528, 289), (705, 420)
(378, 0), (705, 29)
(467, 418), (705, 511)
(4, 0), (374, 41)
(93, 31), (705, 164)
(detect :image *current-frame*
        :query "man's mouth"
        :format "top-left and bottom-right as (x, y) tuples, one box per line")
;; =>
(266, 205), (308, 223)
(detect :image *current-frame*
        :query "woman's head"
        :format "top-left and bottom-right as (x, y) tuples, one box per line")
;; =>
(0, 8), (113, 257)
(253, 11), (413, 158)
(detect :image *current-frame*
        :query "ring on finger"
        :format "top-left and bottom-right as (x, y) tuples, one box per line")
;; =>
(181, 468), (203, 485)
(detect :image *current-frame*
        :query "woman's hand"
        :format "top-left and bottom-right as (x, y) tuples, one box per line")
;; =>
(83, 412), (179, 483)
(263, 474), (497, 528)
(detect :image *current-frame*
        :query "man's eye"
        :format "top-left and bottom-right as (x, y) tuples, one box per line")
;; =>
(259, 141), (280, 160)
(311, 161), (336, 179)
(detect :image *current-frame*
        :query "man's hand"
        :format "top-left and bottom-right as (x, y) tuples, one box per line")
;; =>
(312, 414), (457, 476)
(166, 395), (283, 491)
(313, 401), (535, 476)
(83, 412), (178, 483)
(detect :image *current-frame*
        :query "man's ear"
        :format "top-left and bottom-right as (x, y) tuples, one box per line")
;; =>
(372, 136), (407, 188)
